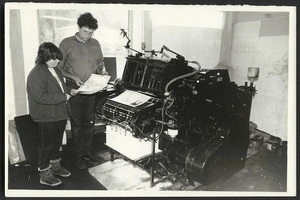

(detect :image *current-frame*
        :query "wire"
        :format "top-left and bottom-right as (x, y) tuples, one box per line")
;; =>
(164, 60), (201, 96)
(165, 111), (177, 121)
(154, 99), (168, 140)
(164, 95), (178, 121)
(131, 123), (148, 140)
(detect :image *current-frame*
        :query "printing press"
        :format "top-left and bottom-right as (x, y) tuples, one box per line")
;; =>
(96, 34), (257, 186)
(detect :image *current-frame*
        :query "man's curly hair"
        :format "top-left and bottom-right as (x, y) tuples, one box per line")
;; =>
(77, 12), (98, 30)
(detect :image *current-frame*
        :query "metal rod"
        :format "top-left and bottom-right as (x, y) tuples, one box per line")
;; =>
(150, 132), (156, 187)
(140, 59), (148, 87)
(109, 148), (115, 162)
(127, 47), (145, 56)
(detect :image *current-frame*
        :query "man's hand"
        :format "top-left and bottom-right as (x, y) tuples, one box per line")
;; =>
(102, 70), (109, 75)
(70, 89), (78, 96)
(74, 77), (84, 86)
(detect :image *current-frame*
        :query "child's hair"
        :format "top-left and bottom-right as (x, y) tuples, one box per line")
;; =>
(35, 42), (63, 64)
(77, 12), (98, 30)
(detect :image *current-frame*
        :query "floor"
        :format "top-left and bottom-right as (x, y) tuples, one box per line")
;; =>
(7, 132), (287, 193)
(194, 146), (287, 191)
(8, 134), (107, 190)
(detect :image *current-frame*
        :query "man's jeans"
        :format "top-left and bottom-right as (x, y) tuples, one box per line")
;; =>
(69, 94), (96, 158)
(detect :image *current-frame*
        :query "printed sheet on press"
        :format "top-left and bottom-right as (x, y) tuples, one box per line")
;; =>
(76, 74), (111, 94)
(110, 90), (152, 107)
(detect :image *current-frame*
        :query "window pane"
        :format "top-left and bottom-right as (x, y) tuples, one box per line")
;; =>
(151, 10), (224, 69)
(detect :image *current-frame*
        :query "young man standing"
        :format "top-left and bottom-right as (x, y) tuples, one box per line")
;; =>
(58, 12), (108, 169)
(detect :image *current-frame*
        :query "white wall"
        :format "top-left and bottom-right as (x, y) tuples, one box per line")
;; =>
(230, 14), (289, 140)
(7, 9), (39, 119)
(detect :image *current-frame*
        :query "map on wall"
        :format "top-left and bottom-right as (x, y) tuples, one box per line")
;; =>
(268, 52), (288, 86)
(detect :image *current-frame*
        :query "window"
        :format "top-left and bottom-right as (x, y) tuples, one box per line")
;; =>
(151, 9), (224, 68)
(38, 9), (129, 78)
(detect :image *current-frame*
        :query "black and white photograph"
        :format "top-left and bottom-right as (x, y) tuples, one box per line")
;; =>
(4, 2), (296, 198)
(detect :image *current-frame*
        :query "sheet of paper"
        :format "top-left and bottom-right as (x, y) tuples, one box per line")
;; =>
(76, 74), (111, 94)
(110, 90), (152, 107)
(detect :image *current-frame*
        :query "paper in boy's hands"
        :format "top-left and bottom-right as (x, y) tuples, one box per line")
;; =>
(76, 74), (111, 95)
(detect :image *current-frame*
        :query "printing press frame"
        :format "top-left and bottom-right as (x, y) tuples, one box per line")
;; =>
(95, 53), (257, 187)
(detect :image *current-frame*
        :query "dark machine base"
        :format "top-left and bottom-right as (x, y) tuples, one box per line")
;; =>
(160, 115), (249, 186)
